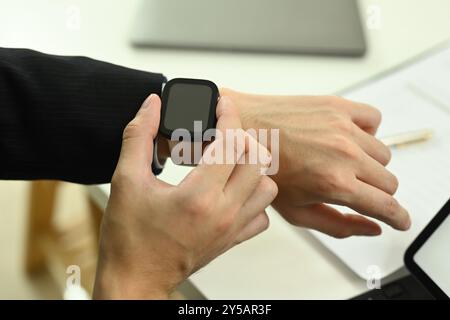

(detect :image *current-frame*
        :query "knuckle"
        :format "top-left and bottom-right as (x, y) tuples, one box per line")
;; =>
(383, 197), (400, 218)
(216, 216), (234, 233)
(389, 174), (399, 194)
(331, 115), (353, 134)
(260, 213), (270, 231)
(317, 171), (354, 200)
(339, 179), (357, 197)
(331, 135), (360, 160)
(362, 103), (382, 129)
(378, 142), (393, 165)
(183, 192), (216, 217)
(317, 170), (341, 194)
(385, 146), (392, 163)
(393, 175), (399, 192)
(256, 140), (271, 163)
(323, 95), (344, 106)
(122, 120), (141, 141)
(370, 106), (382, 124)
(260, 177), (279, 201)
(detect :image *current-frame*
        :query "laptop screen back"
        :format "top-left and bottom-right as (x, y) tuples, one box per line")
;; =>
(131, 0), (366, 56)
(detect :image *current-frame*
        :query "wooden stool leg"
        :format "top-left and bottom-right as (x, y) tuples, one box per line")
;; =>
(24, 180), (59, 275)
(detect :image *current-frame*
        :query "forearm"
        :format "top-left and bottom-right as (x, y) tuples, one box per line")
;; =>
(0, 47), (166, 184)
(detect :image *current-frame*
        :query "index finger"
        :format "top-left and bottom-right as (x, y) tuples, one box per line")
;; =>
(184, 96), (245, 188)
(339, 98), (382, 135)
(223, 135), (272, 204)
(345, 180), (411, 231)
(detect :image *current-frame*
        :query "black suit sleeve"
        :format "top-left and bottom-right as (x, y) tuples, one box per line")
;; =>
(0, 48), (166, 184)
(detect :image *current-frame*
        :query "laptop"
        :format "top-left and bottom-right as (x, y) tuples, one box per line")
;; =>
(353, 196), (450, 300)
(130, 0), (366, 56)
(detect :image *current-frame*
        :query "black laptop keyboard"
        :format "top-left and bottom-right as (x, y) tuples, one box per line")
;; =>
(352, 275), (434, 300)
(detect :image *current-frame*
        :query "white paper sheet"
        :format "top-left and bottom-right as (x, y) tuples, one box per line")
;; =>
(312, 44), (450, 280)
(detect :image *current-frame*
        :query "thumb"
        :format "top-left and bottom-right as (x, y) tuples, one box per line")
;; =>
(117, 94), (161, 175)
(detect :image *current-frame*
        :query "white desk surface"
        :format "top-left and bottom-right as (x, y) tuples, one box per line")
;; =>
(2, 0), (450, 299)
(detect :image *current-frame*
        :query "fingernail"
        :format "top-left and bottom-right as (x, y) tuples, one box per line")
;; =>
(216, 96), (226, 117)
(218, 96), (228, 108)
(368, 227), (382, 236)
(398, 205), (412, 230)
(142, 94), (157, 109)
(403, 215), (412, 230)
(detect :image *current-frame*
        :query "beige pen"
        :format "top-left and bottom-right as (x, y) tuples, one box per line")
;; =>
(380, 128), (434, 148)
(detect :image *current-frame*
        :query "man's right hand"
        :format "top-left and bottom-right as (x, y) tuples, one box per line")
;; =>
(93, 94), (277, 299)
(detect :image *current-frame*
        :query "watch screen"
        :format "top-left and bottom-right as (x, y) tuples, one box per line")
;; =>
(164, 83), (213, 133)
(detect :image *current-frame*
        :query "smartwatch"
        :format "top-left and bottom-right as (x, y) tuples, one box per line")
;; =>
(159, 78), (220, 141)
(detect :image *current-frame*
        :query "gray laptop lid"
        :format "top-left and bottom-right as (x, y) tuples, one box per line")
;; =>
(130, 0), (366, 56)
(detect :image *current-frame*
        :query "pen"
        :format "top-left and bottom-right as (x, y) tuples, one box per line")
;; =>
(380, 128), (434, 148)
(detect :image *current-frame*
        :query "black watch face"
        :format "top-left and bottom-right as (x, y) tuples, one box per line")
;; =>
(160, 78), (219, 141)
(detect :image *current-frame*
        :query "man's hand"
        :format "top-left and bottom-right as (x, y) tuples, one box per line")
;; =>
(222, 89), (411, 238)
(93, 94), (277, 299)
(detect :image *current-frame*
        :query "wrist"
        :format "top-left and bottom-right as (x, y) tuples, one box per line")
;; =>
(93, 258), (173, 300)
(93, 232), (185, 300)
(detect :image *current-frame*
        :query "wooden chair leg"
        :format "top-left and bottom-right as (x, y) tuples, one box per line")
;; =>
(24, 180), (59, 275)
(88, 198), (103, 244)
